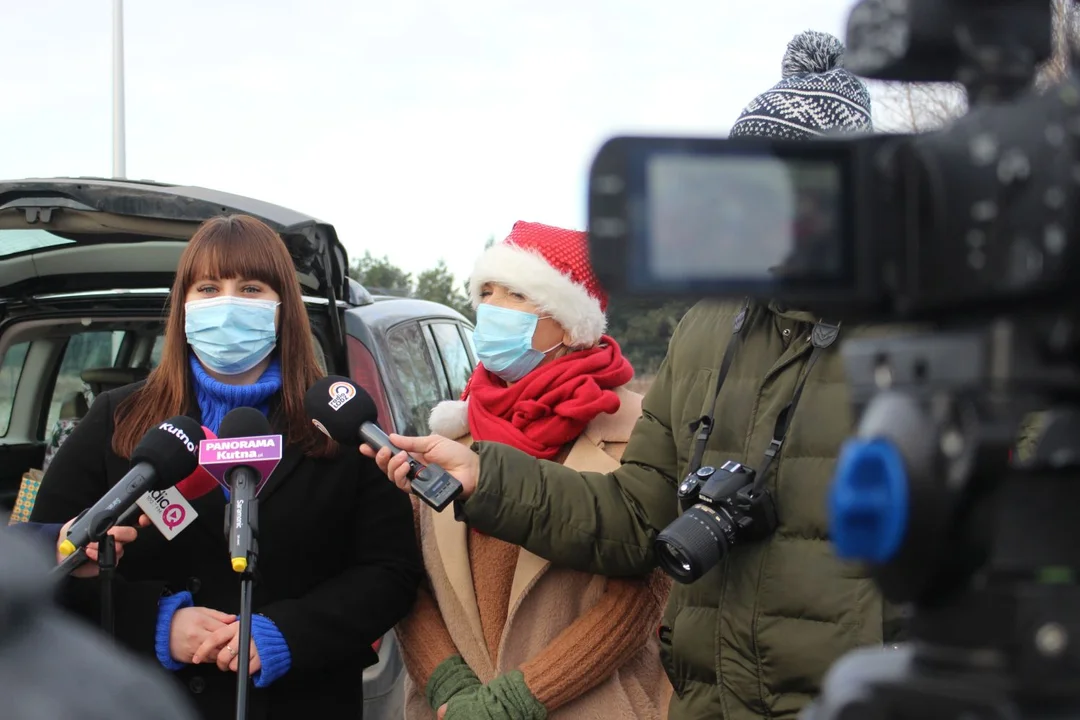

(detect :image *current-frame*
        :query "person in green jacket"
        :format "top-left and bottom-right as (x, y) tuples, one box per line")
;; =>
(365, 31), (897, 720)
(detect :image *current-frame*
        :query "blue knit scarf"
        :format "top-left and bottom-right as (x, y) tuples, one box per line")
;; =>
(189, 354), (282, 435)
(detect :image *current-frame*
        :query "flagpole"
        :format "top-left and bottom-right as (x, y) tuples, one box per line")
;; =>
(112, 0), (126, 179)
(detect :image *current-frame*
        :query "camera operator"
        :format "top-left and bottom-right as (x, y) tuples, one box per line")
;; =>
(365, 31), (904, 720)
(0, 519), (199, 720)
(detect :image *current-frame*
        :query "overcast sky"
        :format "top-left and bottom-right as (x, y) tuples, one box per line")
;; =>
(4, 0), (889, 283)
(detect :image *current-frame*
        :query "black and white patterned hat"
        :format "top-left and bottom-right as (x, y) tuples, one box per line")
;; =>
(730, 30), (873, 139)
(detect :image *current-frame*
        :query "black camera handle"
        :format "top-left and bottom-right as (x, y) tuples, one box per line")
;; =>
(688, 300), (841, 494)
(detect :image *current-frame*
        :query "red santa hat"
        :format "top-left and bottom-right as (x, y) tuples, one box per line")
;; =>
(467, 221), (608, 347)
(428, 221), (609, 439)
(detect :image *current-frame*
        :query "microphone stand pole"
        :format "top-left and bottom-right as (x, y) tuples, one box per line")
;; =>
(52, 523), (120, 638)
(49, 538), (117, 638)
(52, 503), (142, 638)
(234, 497), (258, 720)
(98, 532), (117, 638)
(47, 536), (118, 637)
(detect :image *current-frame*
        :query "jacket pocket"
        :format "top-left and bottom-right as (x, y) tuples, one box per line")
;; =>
(657, 621), (685, 698)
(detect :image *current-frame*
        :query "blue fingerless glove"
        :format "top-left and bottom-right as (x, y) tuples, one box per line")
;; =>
(155, 591), (193, 671)
(249, 614), (292, 687)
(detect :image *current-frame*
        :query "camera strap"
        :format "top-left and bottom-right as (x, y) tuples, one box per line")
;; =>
(749, 319), (841, 494)
(687, 300), (841, 485)
(688, 299), (751, 476)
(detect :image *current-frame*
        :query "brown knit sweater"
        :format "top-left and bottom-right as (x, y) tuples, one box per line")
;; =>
(398, 505), (670, 712)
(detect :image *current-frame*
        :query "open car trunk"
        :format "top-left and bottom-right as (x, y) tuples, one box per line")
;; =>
(0, 178), (355, 354)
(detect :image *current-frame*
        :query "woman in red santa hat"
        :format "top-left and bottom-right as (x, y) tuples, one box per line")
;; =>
(396, 221), (673, 720)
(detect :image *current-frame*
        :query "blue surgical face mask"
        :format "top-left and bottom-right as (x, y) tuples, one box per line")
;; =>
(473, 304), (562, 383)
(185, 296), (280, 376)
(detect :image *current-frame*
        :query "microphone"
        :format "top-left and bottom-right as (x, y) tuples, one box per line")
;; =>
(52, 465), (221, 577)
(198, 408), (283, 573)
(132, 425), (219, 538)
(58, 416), (205, 557)
(61, 426), (218, 545)
(304, 376), (462, 512)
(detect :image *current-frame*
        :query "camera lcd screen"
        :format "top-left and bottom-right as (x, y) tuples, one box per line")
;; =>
(629, 150), (850, 294)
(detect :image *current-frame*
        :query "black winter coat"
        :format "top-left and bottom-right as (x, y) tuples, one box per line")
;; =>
(30, 382), (423, 720)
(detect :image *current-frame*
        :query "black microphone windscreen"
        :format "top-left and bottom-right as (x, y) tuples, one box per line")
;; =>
(304, 376), (379, 443)
(218, 407), (273, 440)
(131, 415), (206, 490)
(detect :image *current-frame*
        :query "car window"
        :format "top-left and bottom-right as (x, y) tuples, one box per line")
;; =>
(422, 329), (451, 400)
(462, 326), (475, 358)
(46, 331), (124, 432)
(430, 323), (474, 399)
(150, 334), (165, 368)
(385, 323), (442, 435)
(0, 342), (30, 437)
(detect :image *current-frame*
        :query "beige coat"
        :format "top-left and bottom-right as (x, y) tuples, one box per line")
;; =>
(405, 387), (672, 719)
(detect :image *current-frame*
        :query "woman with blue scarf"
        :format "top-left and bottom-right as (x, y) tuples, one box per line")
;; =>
(31, 214), (422, 720)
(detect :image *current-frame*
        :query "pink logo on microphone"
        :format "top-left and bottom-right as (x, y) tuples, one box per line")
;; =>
(198, 435), (284, 490)
(162, 504), (187, 529)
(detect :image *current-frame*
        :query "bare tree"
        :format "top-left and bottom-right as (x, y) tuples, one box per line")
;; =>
(870, 81), (967, 133)
(1037, 0), (1080, 88)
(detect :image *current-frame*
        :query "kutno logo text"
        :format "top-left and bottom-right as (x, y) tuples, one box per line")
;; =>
(159, 422), (197, 454)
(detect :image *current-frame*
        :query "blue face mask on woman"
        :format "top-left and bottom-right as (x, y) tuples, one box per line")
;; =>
(185, 296), (279, 375)
(473, 304), (562, 383)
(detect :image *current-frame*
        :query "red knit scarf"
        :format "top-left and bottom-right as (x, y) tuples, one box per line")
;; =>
(464, 335), (634, 460)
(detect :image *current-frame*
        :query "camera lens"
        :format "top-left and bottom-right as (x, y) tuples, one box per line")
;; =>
(654, 504), (734, 584)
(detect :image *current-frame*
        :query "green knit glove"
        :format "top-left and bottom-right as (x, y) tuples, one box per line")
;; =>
(426, 655), (482, 711)
(443, 671), (547, 720)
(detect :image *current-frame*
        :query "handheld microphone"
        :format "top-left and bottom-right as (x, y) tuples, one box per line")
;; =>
(58, 416), (205, 557)
(304, 376), (463, 512)
(52, 465), (221, 577)
(67, 426), (218, 539)
(199, 408), (282, 573)
(132, 425), (219, 538)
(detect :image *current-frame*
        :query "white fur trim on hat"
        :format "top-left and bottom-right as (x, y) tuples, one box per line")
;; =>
(468, 244), (607, 347)
(428, 400), (471, 439)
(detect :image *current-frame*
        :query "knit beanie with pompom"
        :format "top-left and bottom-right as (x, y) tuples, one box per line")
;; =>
(730, 30), (873, 139)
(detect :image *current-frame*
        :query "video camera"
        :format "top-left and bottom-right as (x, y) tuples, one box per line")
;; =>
(587, 1), (1080, 717)
(589, 0), (1074, 324)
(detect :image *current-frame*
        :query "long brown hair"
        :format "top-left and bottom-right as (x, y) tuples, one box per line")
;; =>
(112, 215), (335, 459)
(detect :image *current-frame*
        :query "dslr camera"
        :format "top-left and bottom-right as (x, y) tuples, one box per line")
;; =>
(655, 460), (778, 584)
(586, 0), (1080, 718)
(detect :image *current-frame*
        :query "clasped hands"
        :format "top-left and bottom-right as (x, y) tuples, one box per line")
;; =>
(172, 606), (261, 675)
(429, 656), (546, 720)
(55, 518), (260, 675)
